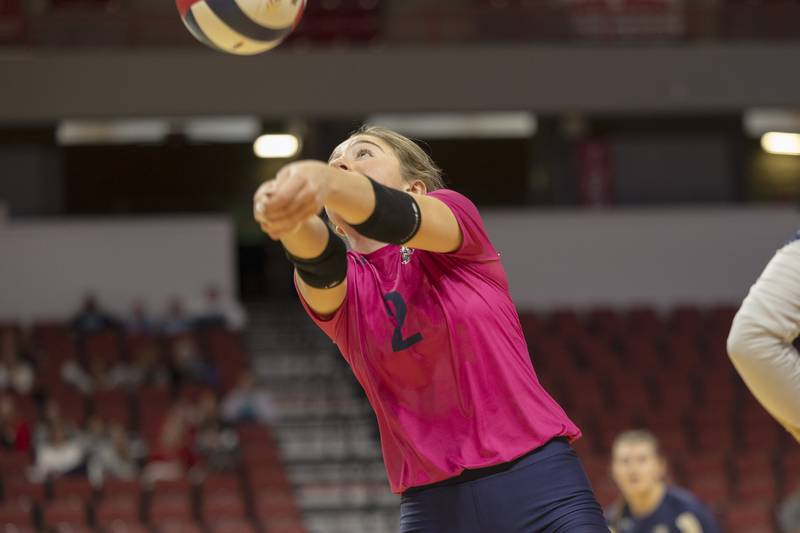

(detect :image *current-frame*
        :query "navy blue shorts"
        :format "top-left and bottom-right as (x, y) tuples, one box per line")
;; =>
(399, 439), (608, 533)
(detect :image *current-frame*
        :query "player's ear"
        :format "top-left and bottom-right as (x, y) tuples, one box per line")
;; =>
(405, 179), (427, 195)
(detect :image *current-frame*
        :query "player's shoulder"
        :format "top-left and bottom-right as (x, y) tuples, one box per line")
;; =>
(427, 188), (479, 212)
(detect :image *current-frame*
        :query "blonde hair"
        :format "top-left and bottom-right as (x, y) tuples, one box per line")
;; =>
(349, 125), (446, 192)
(612, 429), (663, 457)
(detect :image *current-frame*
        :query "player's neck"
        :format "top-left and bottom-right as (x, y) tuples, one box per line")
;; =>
(348, 233), (389, 255)
(627, 483), (667, 518)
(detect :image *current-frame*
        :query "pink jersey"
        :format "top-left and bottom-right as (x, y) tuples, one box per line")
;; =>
(298, 189), (580, 494)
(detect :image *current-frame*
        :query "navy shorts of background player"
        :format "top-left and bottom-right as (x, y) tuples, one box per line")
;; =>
(607, 486), (720, 533)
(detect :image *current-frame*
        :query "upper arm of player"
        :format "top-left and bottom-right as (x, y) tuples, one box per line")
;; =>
(403, 193), (462, 254)
(727, 239), (800, 438)
(296, 273), (347, 318)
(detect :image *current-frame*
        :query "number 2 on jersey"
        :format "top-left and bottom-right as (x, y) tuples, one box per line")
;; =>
(383, 292), (423, 352)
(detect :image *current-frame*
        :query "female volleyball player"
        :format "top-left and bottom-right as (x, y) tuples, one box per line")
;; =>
(728, 232), (800, 442)
(253, 126), (607, 532)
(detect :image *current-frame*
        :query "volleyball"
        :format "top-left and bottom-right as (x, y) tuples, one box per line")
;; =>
(177, 0), (306, 56)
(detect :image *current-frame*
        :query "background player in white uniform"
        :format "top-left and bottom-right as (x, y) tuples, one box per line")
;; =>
(727, 232), (800, 442)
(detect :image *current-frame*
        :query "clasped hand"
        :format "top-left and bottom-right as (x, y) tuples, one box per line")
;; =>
(254, 160), (332, 240)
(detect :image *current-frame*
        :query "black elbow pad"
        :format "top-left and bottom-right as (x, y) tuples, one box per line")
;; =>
(285, 225), (347, 289)
(351, 177), (422, 245)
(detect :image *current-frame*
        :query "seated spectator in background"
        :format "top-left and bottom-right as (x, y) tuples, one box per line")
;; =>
(0, 331), (34, 394)
(780, 489), (800, 533)
(170, 336), (217, 387)
(35, 400), (76, 444)
(141, 405), (195, 485)
(161, 298), (192, 336)
(61, 355), (129, 394)
(607, 430), (719, 533)
(127, 343), (170, 389)
(126, 300), (159, 335)
(193, 284), (247, 331)
(71, 294), (119, 334)
(31, 420), (87, 481)
(193, 390), (238, 471)
(221, 371), (278, 425)
(88, 422), (143, 486)
(0, 394), (31, 452)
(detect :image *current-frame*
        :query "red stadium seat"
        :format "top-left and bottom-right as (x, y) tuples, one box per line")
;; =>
(2, 478), (45, 503)
(51, 387), (88, 425)
(683, 452), (727, 479)
(153, 478), (193, 497)
(261, 513), (307, 533)
(0, 500), (33, 528)
(9, 394), (38, 421)
(246, 466), (291, 491)
(586, 308), (625, 338)
(51, 525), (94, 533)
(201, 474), (242, 496)
(209, 519), (257, 533)
(237, 424), (273, 445)
(42, 498), (87, 528)
(688, 474), (729, 511)
(149, 494), (193, 523)
(53, 477), (94, 500)
(84, 331), (123, 363)
(136, 387), (172, 409)
(253, 489), (299, 521)
(781, 448), (800, 483)
(724, 501), (774, 533)
(0, 451), (33, 478)
(0, 526), (35, 533)
(95, 497), (141, 526)
(101, 479), (142, 500)
(733, 453), (774, 478)
(736, 474), (777, 502)
(157, 521), (204, 533)
(106, 522), (151, 533)
(201, 491), (246, 523)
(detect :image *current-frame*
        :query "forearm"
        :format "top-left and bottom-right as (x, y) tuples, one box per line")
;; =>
(280, 215), (331, 259)
(324, 168), (377, 225)
(728, 241), (800, 437)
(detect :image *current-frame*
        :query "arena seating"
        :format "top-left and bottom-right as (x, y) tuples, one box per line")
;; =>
(0, 321), (307, 533)
(2, 303), (795, 532)
(520, 305), (794, 532)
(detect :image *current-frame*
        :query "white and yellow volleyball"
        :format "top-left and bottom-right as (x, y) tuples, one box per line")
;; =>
(177, 0), (306, 56)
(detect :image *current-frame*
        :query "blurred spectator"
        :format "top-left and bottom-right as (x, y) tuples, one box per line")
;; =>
(162, 298), (192, 336)
(606, 430), (719, 533)
(31, 420), (87, 480)
(81, 415), (106, 451)
(0, 394), (32, 452)
(141, 405), (195, 484)
(71, 294), (119, 334)
(88, 422), (143, 485)
(61, 355), (129, 394)
(35, 400), (79, 445)
(193, 390), (238, 471)
(126, 300), (159, 335)
(170, 336), (216, 386)
(193, 284), (247, 331)
(127, 342), (170, 389)
(221, 371), (279, 425)
(780, 488), (800, 533)
(0, 331), (34, 394)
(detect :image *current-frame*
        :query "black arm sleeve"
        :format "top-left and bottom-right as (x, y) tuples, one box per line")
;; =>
(350, 176), (422, 245)
(284, 224), (347, 289)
